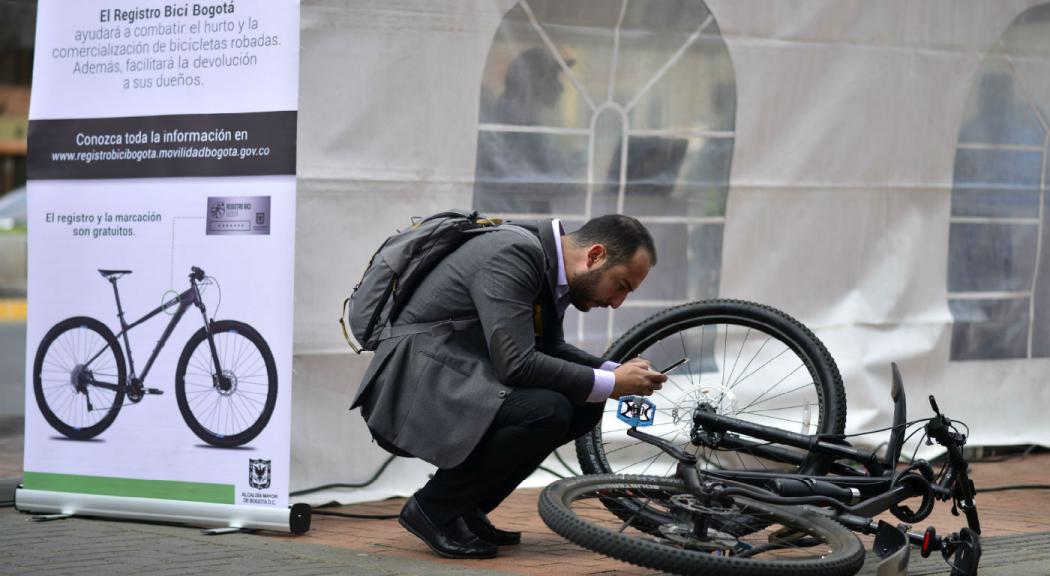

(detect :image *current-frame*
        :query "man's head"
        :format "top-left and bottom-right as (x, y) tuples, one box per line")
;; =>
(564, 215), (656, 312)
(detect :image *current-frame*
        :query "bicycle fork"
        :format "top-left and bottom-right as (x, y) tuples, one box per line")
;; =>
(188, 268), (229, 392)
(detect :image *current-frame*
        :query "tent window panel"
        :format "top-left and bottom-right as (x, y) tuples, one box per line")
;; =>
(951, 148), (1042, 219)
(949, 298), (1030, 360)
(948, 222), (1038, 293)
(475, 131), (589, 214)
(948, 3), (1050, 361)
(627, 36), (735, 132)
(688, 223), (723, 301)
(476, 0), (735, 352)
(590, 136), (732, 218)
(957, 70), (1045, 146)
(953, 148), (1042, 196)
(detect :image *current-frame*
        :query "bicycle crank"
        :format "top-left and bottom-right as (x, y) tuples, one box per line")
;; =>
(126, 377), (166, 403)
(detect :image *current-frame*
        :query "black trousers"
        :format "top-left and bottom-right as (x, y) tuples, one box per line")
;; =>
(414, 387), (603, 526)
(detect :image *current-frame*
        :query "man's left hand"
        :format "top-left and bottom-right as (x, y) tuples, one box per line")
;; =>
(624, 357), (651, 371)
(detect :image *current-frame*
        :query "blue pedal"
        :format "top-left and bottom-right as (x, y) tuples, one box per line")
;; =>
(616, 396), (656, 427)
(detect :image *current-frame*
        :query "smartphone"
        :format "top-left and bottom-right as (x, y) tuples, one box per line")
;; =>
(659, 357), (688, 374)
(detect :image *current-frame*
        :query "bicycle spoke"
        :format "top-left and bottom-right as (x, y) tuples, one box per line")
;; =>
(729, 346), (790, 390)
(179, 328), (271, 439)
(724, 327), (751, 389)
(729, 335), (771, 390)
(738, 374), (807, 414)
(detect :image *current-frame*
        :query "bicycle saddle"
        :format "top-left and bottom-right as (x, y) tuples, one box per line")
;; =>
(98, 269), (132, 279)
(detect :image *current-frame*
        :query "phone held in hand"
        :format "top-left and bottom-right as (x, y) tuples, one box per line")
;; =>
(659, 357), (688, 374)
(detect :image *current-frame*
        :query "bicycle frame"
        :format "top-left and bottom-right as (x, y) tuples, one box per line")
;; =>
(84, 270), (213, 393)
(618, 366), (981, 574)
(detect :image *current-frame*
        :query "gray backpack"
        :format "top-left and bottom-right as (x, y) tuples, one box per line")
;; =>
(340, 210), (506, 352)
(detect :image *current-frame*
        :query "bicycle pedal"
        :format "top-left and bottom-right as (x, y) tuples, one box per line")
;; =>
(146, 388), (164, 395)
(616, 396), (656, 427)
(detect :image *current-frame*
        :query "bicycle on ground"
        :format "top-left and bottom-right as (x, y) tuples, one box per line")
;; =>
(540, 300), (980, 576)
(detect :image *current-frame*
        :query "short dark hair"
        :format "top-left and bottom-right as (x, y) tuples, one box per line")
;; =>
(568, 214), (657, 268)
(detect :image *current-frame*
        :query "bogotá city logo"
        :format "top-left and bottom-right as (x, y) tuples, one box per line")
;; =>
(210, 201), (226, 219)
(249, 458), (272, 489)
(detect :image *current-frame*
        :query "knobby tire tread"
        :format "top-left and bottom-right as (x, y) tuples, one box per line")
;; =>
(539, 474), (865, 576)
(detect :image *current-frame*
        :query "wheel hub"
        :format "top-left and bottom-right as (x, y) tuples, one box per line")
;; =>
(697, 384), (739, 416)
(70, 364), (89, 393)
(670, 382), (739, 441)
(215, 370), (238, 396)
(658, 523), (749, 554)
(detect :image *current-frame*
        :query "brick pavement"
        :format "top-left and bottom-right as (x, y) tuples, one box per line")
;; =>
(0, 509), (514, 576)
(279, 452), (1050, 575)
(2, 438), (1049, 575)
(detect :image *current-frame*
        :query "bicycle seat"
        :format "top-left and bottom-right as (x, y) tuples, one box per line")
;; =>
(98, 269), (132, 279)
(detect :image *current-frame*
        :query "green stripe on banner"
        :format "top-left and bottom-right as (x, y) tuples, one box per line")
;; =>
(23, 472), (235, 504)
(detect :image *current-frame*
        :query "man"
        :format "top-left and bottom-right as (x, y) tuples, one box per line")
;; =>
(350, 214), (666, 559)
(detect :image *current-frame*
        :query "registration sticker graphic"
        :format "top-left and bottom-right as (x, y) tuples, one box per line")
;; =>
(206, 196), (271, 235)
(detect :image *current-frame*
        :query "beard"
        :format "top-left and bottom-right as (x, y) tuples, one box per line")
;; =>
(568, 266), (605, 311)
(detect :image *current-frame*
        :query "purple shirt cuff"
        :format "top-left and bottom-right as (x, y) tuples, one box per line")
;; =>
(588, 361), (621, 403)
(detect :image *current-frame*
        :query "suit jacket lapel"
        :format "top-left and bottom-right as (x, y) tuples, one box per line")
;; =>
(516, 219), (560, 344)
(536, 219), (560, 298)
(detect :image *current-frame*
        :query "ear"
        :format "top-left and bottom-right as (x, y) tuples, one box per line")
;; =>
(585, 244), (606, 269)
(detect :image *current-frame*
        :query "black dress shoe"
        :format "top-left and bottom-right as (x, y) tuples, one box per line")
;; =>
(399, 497), (498, 559)
(462, 508), (522, 546)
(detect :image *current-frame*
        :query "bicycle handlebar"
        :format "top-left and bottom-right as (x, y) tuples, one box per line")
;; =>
(925, 395), (981, 534)
(190, 266), (206, 281)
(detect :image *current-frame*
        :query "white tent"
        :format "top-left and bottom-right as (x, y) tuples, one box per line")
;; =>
(292, 0), (1050, 504)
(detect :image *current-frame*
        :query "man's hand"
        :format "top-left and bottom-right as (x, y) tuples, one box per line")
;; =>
(611, 362), (666, 399)
(623, 357), (651, 370)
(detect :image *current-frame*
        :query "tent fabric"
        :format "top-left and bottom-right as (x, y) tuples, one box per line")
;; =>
(291, 0), (1050, 505)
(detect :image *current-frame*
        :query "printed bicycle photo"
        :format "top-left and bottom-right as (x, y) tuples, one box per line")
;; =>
(32, 266), (278, 448)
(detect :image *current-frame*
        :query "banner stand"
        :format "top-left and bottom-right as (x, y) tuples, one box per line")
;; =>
(24, 0), (301, 534)
(14, 488), (311, 535)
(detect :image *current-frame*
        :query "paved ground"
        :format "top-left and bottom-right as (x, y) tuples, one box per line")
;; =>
(2, 309), (1047, 575)
(2, 434), (1049, 575)
(2, 309), (1048, 574)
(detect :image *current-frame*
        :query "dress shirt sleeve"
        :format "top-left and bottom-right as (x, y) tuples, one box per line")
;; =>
(587, 367), (617, 403)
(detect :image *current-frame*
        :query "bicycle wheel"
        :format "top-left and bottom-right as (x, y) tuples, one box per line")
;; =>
(577, 300), (846, 477)
(33, 317), (126, 440)
(175, 320), (277, 447)
(539, 474), (864, 576)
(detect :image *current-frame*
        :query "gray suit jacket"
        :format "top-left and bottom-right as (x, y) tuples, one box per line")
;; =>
(350, 219), (607, 468)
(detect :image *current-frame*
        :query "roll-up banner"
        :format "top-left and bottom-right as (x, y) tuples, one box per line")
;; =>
(18, 0), (304, 533)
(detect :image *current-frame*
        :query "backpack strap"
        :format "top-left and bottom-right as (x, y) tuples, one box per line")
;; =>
(378, 317), (479, 340)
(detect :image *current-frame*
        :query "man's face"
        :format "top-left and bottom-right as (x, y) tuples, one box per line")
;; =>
(569, 248), (652, 312)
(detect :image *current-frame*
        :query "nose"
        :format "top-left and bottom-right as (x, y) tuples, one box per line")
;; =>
(610, 293), (627, 309)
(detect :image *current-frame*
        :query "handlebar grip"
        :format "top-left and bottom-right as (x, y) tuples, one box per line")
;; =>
(190, 266), (205, 281)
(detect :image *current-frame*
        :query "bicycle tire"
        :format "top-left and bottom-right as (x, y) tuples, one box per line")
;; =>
(175, 320), (277, 447)
(577, 299), (846, 477)
(33, 316), (127, 440)
(539, 473), (864, 576)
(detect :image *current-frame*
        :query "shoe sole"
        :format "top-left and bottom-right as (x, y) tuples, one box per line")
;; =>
(398, 517), (498, 559)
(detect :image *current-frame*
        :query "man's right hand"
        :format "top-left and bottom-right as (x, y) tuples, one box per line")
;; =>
(611, 363), (666, 399)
